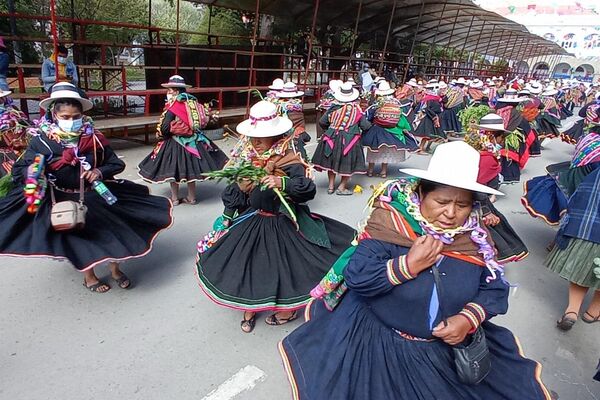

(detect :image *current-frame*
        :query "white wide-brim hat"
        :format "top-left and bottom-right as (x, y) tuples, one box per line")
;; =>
(527, 83), (542, 95)
(236, 100), (293, 138)
(277, 81), (304, 98)
(161, 74), (192, 88)
(496, 89), (525, 103)
(456, 77), (467, 85)
(39, 82), (93, 111)
(470, 79), (484, 89)
(518, 89), (531, 96)
(0, 90), (11, 98)
(541, 88), (558, 96)
(407, 78), (419, 87)
(375, 81), (395, 96)
(474, 113), (510, 133)
(400, 141), (503, 196)
(328, 79), (343, 92)
(268, 78), (285, 91)
(334, 82), (359, 102)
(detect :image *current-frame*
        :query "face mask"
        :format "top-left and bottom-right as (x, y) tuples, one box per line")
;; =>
(166, 94), (174, 102)
(494, 143), (503, 152)
(57, 56), (67, 64)
(57, 117), (83, 133)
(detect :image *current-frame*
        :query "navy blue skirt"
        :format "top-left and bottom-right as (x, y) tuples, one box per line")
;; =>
(280, 295), (550, 400)
(441, 107), (463, 134)
(361, 125), (418, 152)
(521, 174), (566, 225)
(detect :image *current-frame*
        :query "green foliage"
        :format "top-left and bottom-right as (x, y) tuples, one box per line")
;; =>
(505, 129), (524, 151)
(0, 174), (14, 198)
(457, 105), (491, 131)
(203, 161), (267, 184)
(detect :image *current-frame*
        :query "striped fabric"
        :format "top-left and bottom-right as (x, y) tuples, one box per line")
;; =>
(328, 104), (363, 131)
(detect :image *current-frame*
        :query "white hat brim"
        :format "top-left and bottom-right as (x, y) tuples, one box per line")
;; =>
(161, 83), (192, 88)
(399, 168), (504, 196)
(39, 91), (93, 112)
(375, 88), (395, 96)
(0, 90), (11, 98)
(474, 123), (510, 133)
(236, 116), (293, 138)
(276, 91), (305, 98)
(333, 89), (359, 102)
(496, 97), (524, 103)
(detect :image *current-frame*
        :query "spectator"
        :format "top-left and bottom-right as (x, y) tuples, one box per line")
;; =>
(41, 45), (78, 92)
(0, 38), (8, 92)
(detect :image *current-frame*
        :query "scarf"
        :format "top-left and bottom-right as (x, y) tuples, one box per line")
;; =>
(311, 179), (503, 308)
(36, 116), (109, 171)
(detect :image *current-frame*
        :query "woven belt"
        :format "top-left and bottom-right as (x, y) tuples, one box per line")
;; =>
(393, 329), (436, 342)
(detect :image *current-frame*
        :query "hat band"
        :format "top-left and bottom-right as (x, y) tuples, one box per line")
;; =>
(282, 86), (298, 93)
(340, 87), (354, 95)
(481, 117), (504, 125)
(250, 112), (277, 126)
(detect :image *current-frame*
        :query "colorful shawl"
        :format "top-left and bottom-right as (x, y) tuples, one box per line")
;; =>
(311, 179), (503, 309)
(35, 116), (109, 171)
(571, 132), (600, 168)
(161, 93), (210, 157)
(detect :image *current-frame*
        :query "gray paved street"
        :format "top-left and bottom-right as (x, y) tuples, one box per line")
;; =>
(1, 117), (599, 400)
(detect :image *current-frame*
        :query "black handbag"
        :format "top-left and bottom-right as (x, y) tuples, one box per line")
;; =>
(432, 264), (491, 385)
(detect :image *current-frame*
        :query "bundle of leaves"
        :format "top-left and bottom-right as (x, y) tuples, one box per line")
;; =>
(203, 161), (267, 184)
(457, 105), (491, 131)
(0, 174), (14, 198)
(504, 129), (525, 151)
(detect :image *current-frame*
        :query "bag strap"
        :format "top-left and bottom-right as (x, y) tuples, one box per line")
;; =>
(49, 164), (85, 205)
(431, 257), (448, 328)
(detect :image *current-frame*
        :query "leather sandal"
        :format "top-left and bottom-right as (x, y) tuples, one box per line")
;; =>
(112, 273), (131, 289)
(83, 280), (110, 293)
(556, 311), (578, 331)
(265, 311), (298, 326)
(241, 313), (257, 333)
(582, 311), (600, 324)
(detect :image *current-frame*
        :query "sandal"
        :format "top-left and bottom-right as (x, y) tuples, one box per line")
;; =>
(171, 198), (181, 206)
(181, 198), (198, 205)
(582, 311), (600, 324)
(83, 280), (110, 293)
(265, 311), (298, 326)
(335, 189), (353, 196)
(556, 312), (578, 331)
(112, 273), (131, 289)
(241, 313), (257, 333)
(379, 173), (387, 179)
(367, 171), (374, 177)
(327, 188), (335, 195)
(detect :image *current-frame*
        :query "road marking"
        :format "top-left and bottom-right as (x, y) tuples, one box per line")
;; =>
(201, 365), (266, 400)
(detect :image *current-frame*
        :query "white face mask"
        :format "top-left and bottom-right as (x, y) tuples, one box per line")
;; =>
(57, 117), (83, 133)
(166, 94), (174, 102)
(57, 56), (67, 64)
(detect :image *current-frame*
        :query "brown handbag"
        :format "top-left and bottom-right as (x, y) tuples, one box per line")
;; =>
(50, 170), (87, 232)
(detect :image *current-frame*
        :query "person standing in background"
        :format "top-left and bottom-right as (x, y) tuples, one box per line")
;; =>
(41, 45), (78, 92)
(0, 38), (9, 92)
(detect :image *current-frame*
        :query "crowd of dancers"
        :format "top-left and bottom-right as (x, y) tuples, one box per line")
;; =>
(0, 70), (598, 398)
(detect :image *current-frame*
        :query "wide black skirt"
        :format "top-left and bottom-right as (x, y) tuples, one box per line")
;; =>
(312, 130), (367, 176)
(361, 125), (418, 152)
(0, 180), (173, 271)
(486, 202), (529, 262)
(414, 116), (446, 139)
(536, 116), (561, 139)
(441, 107), (463, 134)
(138, 137), (228, 183)
(196, 211), (355, 311)
(501, 158), (521, 184)
(561, 120), (585, 145)
(280, 296), (550, 400)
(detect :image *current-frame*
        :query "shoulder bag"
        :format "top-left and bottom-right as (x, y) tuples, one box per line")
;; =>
(49, 168), (87, 232)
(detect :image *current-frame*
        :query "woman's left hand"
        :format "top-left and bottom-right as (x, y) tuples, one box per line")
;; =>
(260, 175), (283, 190)
(482, 213), (501, 226)
(432, 315), (472, 345)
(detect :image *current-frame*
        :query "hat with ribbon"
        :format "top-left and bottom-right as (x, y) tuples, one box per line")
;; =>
(236, 100), (293, 137)
(268, 78), (285, 91)
(474, 113), (510, 133)
(161, 75), (191, 89)
(400, 141), (503, 196)
(276, 81), (305, 98)
(39, 82), (93, 111)
(497, 88), (525, 103)
(470, 79), (484, 89)
(407, 78), (419, 87)
(375, 81), (395, 96)
(333, 81), (360, 102)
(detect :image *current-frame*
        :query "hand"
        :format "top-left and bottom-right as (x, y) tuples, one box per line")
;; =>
(260, 175), (283, 190)
(237, 178), (255, 193)
(432, 315), (472, 345)
(482, 213), (500, 226)
(81, 169), (101, 183)
(406, 235), (444, 275)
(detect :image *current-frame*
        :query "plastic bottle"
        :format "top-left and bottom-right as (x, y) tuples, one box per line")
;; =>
(92, 181), (118, 205)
